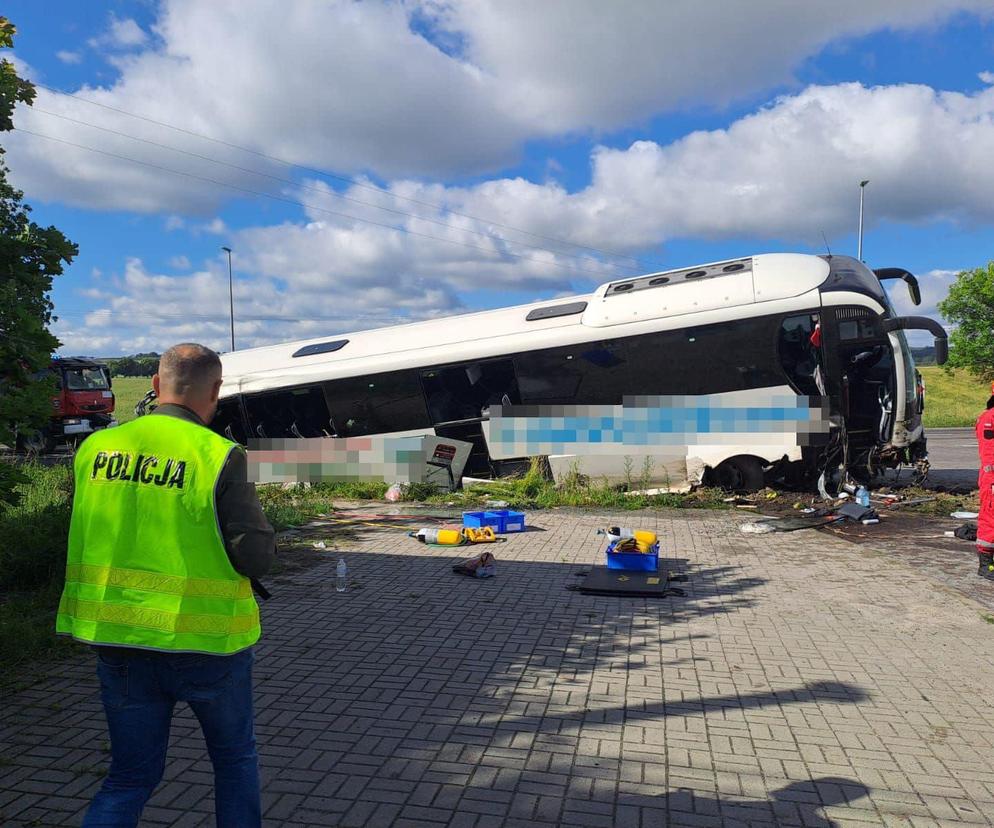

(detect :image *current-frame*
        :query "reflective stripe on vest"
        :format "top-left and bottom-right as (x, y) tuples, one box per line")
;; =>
(57, 414), (259, 655)
(58, 595), (259, 636)
(64, 563), (253, 600)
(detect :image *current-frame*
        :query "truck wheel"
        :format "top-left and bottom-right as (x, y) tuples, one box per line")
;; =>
(15, 429), (55, 455)
(712, 456), (765, 493)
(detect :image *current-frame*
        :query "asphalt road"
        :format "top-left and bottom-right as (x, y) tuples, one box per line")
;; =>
(923, 427), (977, 490)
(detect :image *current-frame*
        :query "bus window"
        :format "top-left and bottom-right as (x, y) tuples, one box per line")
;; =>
(838, 318), (879, 341)
(422, 360), (520, 424)
(624, 317), (782, 395)
(243, 386), (333, 438)
(213, 397), (248, 444)
(515, 341), (628, 404)
(324, 370), (429, 436)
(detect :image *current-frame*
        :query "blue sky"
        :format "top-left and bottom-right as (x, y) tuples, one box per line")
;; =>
(4, 1), (994, 354)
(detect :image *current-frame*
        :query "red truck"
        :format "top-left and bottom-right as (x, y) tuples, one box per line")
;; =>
(15, 357), (118, 452)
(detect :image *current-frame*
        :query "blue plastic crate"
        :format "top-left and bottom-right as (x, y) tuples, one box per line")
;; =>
(462, 509), (527, 533)
(462, 510), (500, 529)
(494, 510), (526, 533)
(605, 540), (659, 572)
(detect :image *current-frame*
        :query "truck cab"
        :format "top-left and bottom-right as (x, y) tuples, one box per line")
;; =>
(17, 357), (118, 452)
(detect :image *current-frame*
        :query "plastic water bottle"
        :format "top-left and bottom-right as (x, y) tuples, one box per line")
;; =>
(336, 559), (347, 593)
(856, 486), (870, 508)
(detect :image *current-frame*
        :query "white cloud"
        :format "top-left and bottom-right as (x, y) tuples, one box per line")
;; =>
(57, 256), (471, 355)
(885, 268), (961, 345)
(168, 254), (191, 269)
(258, 82), (994, 259)
(980, 70), (994, 84)
(5, 0), (992, 213)
(6, 53), (35, 81)
(56, 50), (83, 65)
(76, 287), (107, 299)
(88, 16), (149, 50)
(428, 0), (994, 133)
(43, 75), (994, 355)
(201, 218), (228, 236)
(109, 18), (148, 48)
(886, 269), (958, 320)
(568, 81), (994, 245)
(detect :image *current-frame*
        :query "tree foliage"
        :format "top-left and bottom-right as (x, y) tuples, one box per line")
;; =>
(938, 261), (994, 382)
(106, 353), (160, 377)
(1, 17), (77, 510)
(0, 16), (77, 458)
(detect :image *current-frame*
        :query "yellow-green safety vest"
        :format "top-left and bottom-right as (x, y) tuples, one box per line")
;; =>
(57, 414), (260, 654)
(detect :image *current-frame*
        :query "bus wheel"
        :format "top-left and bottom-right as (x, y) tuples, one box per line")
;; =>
(712, 456), (765, 493)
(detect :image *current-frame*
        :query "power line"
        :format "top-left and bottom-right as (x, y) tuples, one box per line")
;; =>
(30, 105), (642, 275)
(34, 81), (657, 272)
(15, 127), (621, 282)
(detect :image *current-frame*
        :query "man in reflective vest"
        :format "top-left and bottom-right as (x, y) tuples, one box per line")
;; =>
(58, 343), (275, 827)
(976, 382), (994, 581)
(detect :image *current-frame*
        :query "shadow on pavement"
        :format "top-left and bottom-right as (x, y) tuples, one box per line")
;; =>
(1, 543), (876, 827)
(658, 777), (872, 827)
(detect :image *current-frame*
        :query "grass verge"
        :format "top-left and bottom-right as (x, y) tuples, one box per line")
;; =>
(110, 376), (153, 424)
(920, 366), (985, 429)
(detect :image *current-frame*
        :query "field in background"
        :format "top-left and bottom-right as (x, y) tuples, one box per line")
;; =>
(920, 366), (984, 429)
(111, 376), (152, 423)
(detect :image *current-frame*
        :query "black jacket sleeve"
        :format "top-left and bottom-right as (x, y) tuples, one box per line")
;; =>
(215, 446), (276, 578)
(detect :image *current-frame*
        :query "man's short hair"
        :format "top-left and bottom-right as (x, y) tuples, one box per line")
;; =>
(158, 343), (222, 397)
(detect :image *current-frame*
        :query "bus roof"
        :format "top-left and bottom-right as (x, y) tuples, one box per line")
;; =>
(220, 252), (830, 397)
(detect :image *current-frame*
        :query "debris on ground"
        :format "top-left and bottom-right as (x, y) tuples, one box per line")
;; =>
(452, 551), (497, 578)
(837, 502), (878, 523)
(740, 520), (779, 533)
(949, 523), (978, 541)
(740, 514), (845, 533)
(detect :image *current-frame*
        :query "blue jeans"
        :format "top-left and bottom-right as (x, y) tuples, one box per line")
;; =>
(82, 647), (260, 828)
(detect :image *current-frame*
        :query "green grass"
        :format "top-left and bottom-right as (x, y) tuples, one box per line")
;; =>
(0, 584), (81, 686)
(0, 462), (78, 684)
(0, 462), (72, 591)
(920, 366), (985, 428)
(254, 458), (733, 520)
(419, 459), (731, 511)
(110, 376), (153, 423)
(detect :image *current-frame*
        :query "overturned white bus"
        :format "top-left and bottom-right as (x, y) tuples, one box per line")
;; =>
(210, 253), (947, 492)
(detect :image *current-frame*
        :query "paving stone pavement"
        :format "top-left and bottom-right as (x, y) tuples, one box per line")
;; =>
(3, 507), (994, 827)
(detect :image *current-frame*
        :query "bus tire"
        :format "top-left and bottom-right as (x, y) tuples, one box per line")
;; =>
(712, 456), (765, 493)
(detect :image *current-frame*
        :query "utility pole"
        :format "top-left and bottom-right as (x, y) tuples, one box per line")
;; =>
(857, 180), (869, 262)
(221, 246), (235, 352)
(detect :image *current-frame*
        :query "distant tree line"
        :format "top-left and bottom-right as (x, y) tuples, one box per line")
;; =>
(105, 352), (159, 377)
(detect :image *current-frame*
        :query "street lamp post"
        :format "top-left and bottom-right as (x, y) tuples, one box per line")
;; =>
(857, 180), (869, 262)
(221, 246), (235, 352)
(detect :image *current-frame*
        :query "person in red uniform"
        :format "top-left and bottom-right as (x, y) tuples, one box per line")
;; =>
(975, 382), (994, 581)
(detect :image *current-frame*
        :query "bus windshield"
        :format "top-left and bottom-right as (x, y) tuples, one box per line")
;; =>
(878, 285), (918, 415)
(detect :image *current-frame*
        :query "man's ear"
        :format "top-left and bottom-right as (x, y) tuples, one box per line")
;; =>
(211, 378), (222, 403)
(152, 373), (161, 396)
